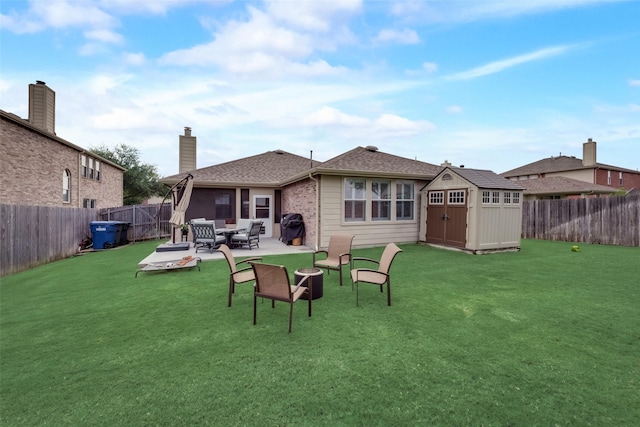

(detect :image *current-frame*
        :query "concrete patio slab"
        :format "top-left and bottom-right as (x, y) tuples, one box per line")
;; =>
(138, 238), (313, 268)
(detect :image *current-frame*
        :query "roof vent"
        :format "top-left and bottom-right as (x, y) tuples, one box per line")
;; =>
(365, 145), (378, 152)
(274, 149), (285, 154)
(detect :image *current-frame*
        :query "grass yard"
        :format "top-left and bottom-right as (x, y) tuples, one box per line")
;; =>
(1, 239), (638, 426)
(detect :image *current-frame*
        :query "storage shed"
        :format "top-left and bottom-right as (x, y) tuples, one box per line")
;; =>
(420, 167), (524, 253)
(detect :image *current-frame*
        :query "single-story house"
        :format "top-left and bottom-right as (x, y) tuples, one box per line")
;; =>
(161, 144), (442, 250)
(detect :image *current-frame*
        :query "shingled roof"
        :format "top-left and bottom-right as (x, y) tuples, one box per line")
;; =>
(515, 176), (617, 196)
(163, 146), (441, 187)
(313, 146), (441, 178)
(162, 150), (320, 187)
(501, 155), (636, 177)
(443, 167), (524, 190)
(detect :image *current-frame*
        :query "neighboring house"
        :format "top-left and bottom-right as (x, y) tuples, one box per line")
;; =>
(515, 176), (618, 200)
(161, 141), (441, 250)
(501, 139), (640, 199)
(0, 81), (125, 208)
(421, 167), (523, 253)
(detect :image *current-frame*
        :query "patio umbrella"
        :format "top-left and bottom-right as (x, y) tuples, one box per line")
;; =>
(169, 174), (194, 229)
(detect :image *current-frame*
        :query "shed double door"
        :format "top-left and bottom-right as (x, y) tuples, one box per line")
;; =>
(425, 189), (467, 248)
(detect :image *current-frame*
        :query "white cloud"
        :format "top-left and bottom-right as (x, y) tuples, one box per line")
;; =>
(447, 45), (574, 80)
(265, 0), (362, 32)
(630, 79), (640, 87)
(374, 28), (420, 44)
(446, 105), (463, 114)
(84, 29), (123, 44)
(422, 62), (438, 73)
(390, 0), (621, 23)
(122, 52), (146, 66)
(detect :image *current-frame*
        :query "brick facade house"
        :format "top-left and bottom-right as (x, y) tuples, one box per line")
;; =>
(0, 82), (124, 208)
(501, 139), (640, 199)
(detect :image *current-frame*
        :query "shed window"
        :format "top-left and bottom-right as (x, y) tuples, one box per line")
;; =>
(371, 180), (391, 221)
(513, 192), (520, 204)
(482, 191), (491, 204)
(504, 192), (511, 204)
(344, 178), (366, 222)
(429, 191), (444, 205)
(448, 190), (465, 205)
(396, 182), (414, 220)
(492, 191), (500, 204)
(62, 169), (71, 203)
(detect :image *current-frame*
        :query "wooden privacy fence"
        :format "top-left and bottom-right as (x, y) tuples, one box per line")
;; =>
(0, 203), (173, 277)
(522, 195), (640, 246)
(0, 204), (99, 277)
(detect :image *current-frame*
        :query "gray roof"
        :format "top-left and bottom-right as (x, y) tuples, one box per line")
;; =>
(448, 167), (524, 190)
(162, 150), (321, 186)
(162, 146), (441, 187)
(515, 176), (618, 196)
(501, 155), (637, 177)
(315, 146), (441, 178)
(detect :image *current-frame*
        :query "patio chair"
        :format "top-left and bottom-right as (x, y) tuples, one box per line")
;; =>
(350, 243), (402, 306)
(250, 262), (312, 333)
(217, 244), (262, 307)
(191, 220), (225, 253)
(313, 234), (354, 286)
(231, 220), (263, 249)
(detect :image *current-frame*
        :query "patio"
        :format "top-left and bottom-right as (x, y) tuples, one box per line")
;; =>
(138, 237), (314, 268)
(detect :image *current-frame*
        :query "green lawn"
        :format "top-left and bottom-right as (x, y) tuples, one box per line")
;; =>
(1, 240), (638, 426)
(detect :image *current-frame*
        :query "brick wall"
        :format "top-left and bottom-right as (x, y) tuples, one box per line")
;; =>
(282, 177), (318, 248)
(1, 114), (123, 208)
(595, 168), (640, 191)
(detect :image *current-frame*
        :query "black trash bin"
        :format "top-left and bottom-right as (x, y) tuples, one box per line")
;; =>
(280, 213), (305, 245)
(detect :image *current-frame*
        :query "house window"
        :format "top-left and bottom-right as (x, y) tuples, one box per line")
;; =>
(513, 192), (520, 204)
(396, 182), (414, 220)
(504, 192), (511, 204)
(449, 190), (465, 205)
(62, 169), (71, 203)
(213, 190), (235, 220)
(371, 180), (391, 221)
(482, 191), (491, 204)
(619, 172), (623, 186)
(89, 158), (94, 179)
(429, 191), (444, 205)
(492, 191), (500, 204)
(95, 161), (101, 181)
(241, 189), (250, 219)
(344, 178), (366, 222)
(607, 171), (611, 185)
(81, 155), (87, 178)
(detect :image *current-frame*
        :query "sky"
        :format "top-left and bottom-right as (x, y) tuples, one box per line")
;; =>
(1, 0), (639, 178)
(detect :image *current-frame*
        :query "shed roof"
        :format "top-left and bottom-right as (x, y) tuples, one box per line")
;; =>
(515, 176), (618, 196)
(430, 167), (523, 190)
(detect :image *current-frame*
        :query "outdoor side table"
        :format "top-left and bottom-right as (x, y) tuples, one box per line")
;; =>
(294, 267), (324, 300)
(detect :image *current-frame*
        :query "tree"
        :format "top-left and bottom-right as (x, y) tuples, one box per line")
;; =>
(91, 144), (166, 205)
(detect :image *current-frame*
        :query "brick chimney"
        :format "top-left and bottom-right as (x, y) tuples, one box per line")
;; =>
(179, 127), (197, 173)
(582, 138), (597, 167)
(28, 80), (56, 134)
